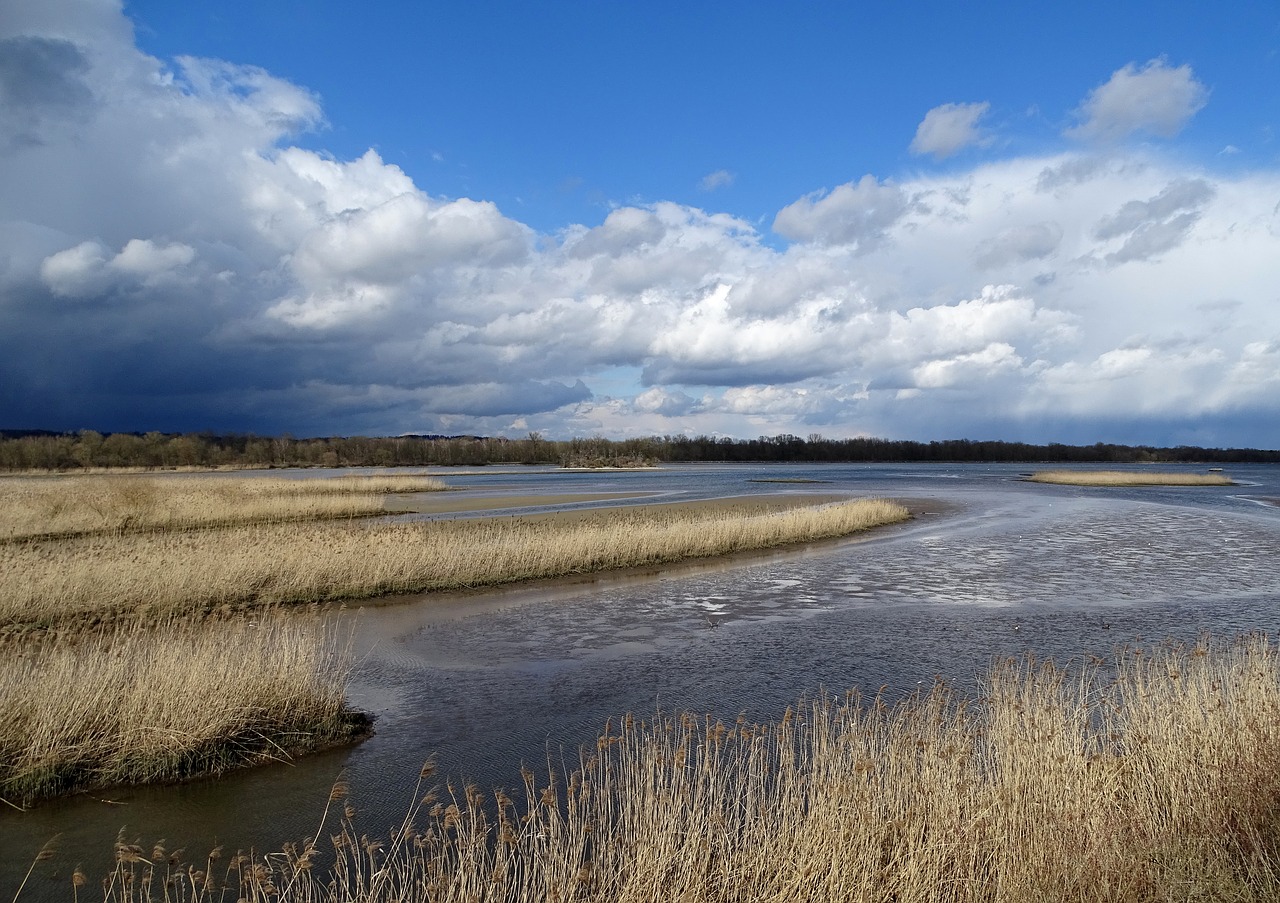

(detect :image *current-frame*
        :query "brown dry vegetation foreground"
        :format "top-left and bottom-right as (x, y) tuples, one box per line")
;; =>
(0, 497), (909, 633)
(31, 636), (1280, 903)
(0, 615), (357, 808)
(0, 473), (447, 542)
(1027, 469), (1235, 487)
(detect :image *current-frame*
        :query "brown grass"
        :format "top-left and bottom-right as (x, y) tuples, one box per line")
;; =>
(0, 498), (909, 633)
(66, 635), (1280, 903)
(1027, 470), (1235, 487)
(0, 614), (358, 808)
(0, 473), (447, 542)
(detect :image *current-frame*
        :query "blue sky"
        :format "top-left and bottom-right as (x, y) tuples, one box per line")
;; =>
(2, 0), (1279, 444)
(123, 1), (1279, 232)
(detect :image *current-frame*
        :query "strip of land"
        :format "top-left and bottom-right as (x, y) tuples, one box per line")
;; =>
(0, 473), (447, 542)
(0, 494), (909, 633)
(1025, 469), (1234, 487)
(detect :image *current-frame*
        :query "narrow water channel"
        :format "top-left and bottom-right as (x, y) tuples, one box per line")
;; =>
(5, 463), (1279, 899)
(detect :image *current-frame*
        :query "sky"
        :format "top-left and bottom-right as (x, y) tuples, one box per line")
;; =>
(2, 1), (1279, 445)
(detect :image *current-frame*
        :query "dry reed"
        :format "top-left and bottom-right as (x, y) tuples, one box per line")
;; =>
(66, 635), (1280, 903)
(1027, 470), (1234, 487)
(0, 474), (447, 542)
(0, 499), (909, 632)
(0, 614), (359, 807)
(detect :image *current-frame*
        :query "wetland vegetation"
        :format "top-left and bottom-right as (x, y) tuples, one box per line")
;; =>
(0, 471), (906, 812)
(0, 473), (446, 542)
(43, 636), (1280, 903)
(7, 463), (1280, 901)
(1027, 470), (1235, 487)
(1, 615), (357, 808)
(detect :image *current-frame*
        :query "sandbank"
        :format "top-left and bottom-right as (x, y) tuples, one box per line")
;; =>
(1024, 470), (1235, 487)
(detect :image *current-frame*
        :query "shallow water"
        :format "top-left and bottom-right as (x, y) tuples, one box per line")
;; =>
(6, 462), (1280, 898)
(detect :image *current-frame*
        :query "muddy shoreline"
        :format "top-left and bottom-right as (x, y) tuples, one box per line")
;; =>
(349, 495), (950, 617)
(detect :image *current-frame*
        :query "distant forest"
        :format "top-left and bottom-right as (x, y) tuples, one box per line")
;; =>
(1, 429), (1277, 471)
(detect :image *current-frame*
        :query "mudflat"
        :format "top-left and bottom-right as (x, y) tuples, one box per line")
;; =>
(383, 490), (657, 514)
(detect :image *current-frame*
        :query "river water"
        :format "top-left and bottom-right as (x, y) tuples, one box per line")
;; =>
(5, 462), (1280, 897)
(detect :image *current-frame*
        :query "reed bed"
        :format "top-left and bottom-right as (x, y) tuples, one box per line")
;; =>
(68, 636), (1280, 903)
(0, 614), (358, 808)
(0, 499), (908, 632)
(0, 474), (447, 542)
(1026, 470), (1234, 487)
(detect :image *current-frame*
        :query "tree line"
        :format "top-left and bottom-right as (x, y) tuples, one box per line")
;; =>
(1, 429), (1276, 472)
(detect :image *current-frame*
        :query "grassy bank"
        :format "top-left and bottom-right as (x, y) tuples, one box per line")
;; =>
(0, 474), (447, 542)
(63, 636), (1280, 902)
(0, 498), (909, 632)
(1027, 469), (1234, 487)
(0, 615), (358, 808)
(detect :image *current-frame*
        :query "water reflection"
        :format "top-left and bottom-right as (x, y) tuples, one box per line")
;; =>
(5, 463), (1279, 899)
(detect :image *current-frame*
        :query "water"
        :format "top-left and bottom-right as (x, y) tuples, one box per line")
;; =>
(5, 462), (1279, 897)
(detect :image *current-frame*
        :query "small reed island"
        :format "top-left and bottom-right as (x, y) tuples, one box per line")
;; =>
(0, 472), (907, 807)
(1026, 469), (1235, 486)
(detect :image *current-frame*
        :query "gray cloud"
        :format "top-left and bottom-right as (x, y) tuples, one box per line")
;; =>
(699, 169), (735, 192)
(1094, 179), (1214, 239)
(1036, 156), (1107, 192)
(1104, 213), (1202, 265)
(421, 380), (592, 416)
(975, 222), (1063, 269)
(565, 207), (668, 259)
(772, 175), (909, 250)
(0, 36), (93, 149)
(1066, 59), (1208, 144)
(633, 387), (699, 416)
(1094, 179), (1215, 264)
(910, 101), (991, 159)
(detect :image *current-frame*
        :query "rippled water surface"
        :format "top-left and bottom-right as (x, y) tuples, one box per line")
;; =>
(6, 462), (1280, 897)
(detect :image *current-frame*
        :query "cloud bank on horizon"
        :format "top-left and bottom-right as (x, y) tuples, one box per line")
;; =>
(2, 0), (1279, 446)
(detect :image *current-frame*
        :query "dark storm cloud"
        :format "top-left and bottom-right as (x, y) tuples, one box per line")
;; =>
(0, 36), (93, 149)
